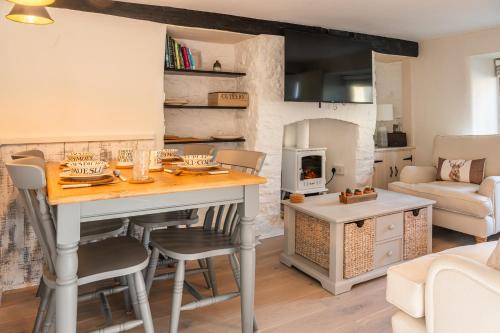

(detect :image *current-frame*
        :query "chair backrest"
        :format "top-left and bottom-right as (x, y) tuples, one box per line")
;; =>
(433, 135), (500, 177)
(6, 157), (57, 274)
(215, 149), (266, 175)
(183, 144), (215, 156)
(205, 149), (266, 242)
(11, 149), (45, 160)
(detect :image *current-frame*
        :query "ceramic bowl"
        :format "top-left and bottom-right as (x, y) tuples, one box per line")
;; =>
(181, 154), (213, 166)
(67, 161), (107, 175)
(117, 149), (134, 165)
(162, 148), (178, 158)
(66, 152), (95, 162)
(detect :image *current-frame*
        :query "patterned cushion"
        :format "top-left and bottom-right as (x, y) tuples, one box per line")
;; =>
(436, 157), (486, 185)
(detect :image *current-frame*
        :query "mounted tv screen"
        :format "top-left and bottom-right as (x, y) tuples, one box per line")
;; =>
(284, 30), (373, 104)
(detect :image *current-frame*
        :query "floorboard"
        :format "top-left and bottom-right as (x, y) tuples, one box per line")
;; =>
(0, 227), (496, 333)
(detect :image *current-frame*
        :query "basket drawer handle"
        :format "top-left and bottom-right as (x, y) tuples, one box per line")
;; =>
(354, 221), (365, 228)
(388, 224), (395, 230)
(412, 209), (421, 217)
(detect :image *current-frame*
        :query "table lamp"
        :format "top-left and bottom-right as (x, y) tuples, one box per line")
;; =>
(376, 104), (394, 147)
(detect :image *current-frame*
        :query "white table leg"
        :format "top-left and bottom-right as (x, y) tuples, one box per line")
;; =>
(56, 203), (81, 333)
(238, 185), (259, 333)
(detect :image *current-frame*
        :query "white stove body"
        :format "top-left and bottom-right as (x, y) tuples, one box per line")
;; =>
(281, 147), (327, 194)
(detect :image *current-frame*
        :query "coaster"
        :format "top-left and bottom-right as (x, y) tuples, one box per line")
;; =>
(128, 177), (154, 184)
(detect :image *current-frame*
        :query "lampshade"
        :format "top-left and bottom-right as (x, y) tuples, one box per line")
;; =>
(6, 5), (54, 25)
(8, 0), (55, 6)
(377, 104), (394, 121)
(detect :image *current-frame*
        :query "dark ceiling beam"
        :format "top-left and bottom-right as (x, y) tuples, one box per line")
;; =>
(50, 0), (418, 57)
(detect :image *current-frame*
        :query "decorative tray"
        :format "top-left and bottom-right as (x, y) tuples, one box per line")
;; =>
(339, 190), (377, 204)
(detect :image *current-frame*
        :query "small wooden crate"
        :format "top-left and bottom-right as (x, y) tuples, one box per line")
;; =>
(343, 219), (375, 279)
(403, 208), (428, 260)
(208, 92), (249, 107)
(295, 212), (330, 269)
(339, 192), (377, 204)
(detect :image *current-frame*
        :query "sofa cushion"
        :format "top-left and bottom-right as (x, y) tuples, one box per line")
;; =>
(388, 181), (492, 218)
(386, 242), (497, 319)
(436, 157), (486, 184)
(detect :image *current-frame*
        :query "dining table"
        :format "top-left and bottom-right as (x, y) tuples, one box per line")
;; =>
(45, 161), (266, 333)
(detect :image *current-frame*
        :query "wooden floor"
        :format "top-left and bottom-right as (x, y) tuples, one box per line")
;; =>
(0, 227), (496, 333)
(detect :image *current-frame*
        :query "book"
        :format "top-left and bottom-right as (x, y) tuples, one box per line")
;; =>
(172, 40), (178, 69)
(181, 46), (190, 70)
(175, 42), (183, 69)
(168, 36), (175, 69)
(187, 48), (196, 70)
(165, 35), (171, 68)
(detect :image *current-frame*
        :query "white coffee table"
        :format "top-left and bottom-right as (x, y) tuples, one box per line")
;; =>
(280, 189), (435, 295)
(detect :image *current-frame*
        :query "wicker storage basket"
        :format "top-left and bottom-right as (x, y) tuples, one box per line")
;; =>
(403, 208), (428, 260)
(295, 212), (330, 269)
(343, 219), (375, 279)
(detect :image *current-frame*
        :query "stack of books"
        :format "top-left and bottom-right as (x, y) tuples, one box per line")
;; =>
(165, 35), (196, 70)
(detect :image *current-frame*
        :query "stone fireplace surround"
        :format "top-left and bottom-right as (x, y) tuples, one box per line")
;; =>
(233, 35), (377, 237)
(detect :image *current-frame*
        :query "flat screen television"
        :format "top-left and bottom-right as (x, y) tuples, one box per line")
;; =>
(284, 30), (373, 104)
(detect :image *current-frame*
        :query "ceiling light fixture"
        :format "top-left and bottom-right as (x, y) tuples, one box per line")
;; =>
(6, 4), (54, 25)
(8, 0), (55, 6)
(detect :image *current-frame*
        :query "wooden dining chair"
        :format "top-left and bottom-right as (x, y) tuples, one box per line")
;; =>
(182, 143), (215, 156)
(6, 157), (155, 333)
(128, 143), (216, 246)
(127, 143), (217, 290)
(11, 150), (126, 244)
(144, 149), (265, 333)
(12, 149), (130, 315)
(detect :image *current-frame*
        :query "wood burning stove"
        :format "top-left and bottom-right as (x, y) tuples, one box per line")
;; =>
(282, 147), (327, 194)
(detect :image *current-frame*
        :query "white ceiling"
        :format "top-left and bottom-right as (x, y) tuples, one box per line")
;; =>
(120, 0), (500, 41)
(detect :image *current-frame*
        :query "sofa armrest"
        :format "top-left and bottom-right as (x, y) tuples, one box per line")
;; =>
(478, 176), (500, 198)
(399, 166), (437, 184)
(425, 254), (500, 333)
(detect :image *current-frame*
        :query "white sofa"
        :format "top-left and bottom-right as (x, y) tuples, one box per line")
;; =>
(389, 135), (500, 241)
(386, 242), (500, 333)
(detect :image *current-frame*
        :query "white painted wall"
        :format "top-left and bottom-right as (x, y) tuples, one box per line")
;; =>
(470, 54), (499, 134)
(0, 4), (166, 146)
(309, 119), (359, 193)
(411, 26), (500, 165)
(376, 61), (403, 119)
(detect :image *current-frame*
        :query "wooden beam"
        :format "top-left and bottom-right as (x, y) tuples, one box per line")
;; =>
(50, 0), (418, 57)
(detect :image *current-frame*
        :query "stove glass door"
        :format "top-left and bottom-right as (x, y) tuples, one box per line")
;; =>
(300, 155), (323, 180)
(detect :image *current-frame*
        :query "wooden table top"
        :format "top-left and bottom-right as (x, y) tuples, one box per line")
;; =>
(46, 162), (266, 205)
(282, 189), (435, 224)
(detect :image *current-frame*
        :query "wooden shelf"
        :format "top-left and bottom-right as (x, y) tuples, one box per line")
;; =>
(164, 104), (247, 110)
(164, 68), (246, 78)
(164, 137), (246, 145)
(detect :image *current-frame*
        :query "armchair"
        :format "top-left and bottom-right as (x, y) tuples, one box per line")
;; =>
(387, 242), (500, 333)
(389, 135), (500, 241)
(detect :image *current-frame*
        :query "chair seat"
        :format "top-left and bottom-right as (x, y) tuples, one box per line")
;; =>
(80, 218), (125, 243)
(386, 241), (497, 319)
(389, 181), (492, 218)
(130, 210), (198, 229)
(45, 237), (149, 287)
(150, 228), (237, 260)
